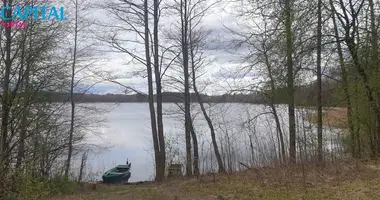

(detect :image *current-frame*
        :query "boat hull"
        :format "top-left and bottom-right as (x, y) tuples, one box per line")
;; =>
(102, 171), (131, 184)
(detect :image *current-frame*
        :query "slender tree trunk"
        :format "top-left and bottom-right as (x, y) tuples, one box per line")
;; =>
(346, 24), (378, 157)
(180, 0), (192, 176)
(1, 0), (13, 173)
(354, 75), (362, 155)
(187, 12), (224, 172)
(270, 104), (286, 161)
(368, 0), (380, 153)
(225, 129), (232, 172)
(329, 0), (358, 157)
(16, 30), (30, 169)
(78, 150), (88, 183)
(144, 0), (161, 181)
(249, 135), (255, 165)
(190, 60), (225, 173)
(263, 45), (286, 163)
(316, 0), (323, 162)
(337, 0), (379, 157)
(220, 137), (226, 167)
(285, 0), (296, 164)
(188, 11), (199, 176)
(65, 0), (78, 178)
(153, 0), (166, 181)
(189, 118), (199, 175)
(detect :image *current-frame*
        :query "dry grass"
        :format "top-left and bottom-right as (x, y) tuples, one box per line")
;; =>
(307, 107), (348, 129)
(51, 160), (380, 200)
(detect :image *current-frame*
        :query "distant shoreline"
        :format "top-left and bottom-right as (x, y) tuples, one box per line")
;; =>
(307, 107), (348, 129)
(46, 92), (264, 104)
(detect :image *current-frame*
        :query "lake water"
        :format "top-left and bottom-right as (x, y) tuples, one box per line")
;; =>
(76, 103), (344, 182)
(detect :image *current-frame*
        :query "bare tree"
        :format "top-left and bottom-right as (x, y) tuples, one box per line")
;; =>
(164, 0), (225, 174)
(316, 0), (323, 162)
(330, 0), (380, 158)
(188, 1), (225, 173)
(328, 0), (357, 157)
(368, 0), (380, 153)
(99, 0), (170, 181)
(284, 0), (296, 164)
(1, 0), (13, 173)
(179, 0), (193, 176)
(153, 0), (167, 181)
(189, 116), (200, 175)
(15, 5), (33, 169)
(65, 0), (79, 178)
(0, 0), (94, 196)
(78, 149), (89, 183)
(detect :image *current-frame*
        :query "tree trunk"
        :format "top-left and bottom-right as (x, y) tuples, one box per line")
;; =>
(270, 104), (286, 162)
(316, 0), (323, 162)
(263, 45), (286, 163)
(285, 0), (296, 164)
(16, 29), (30, 169)
(336, 0), (379, 157)
(190, 58), (225, 173)
(189, 118), (200, 176)
(187, 8), (200, 176)
(346, 23), (378, 157)
(249, 135), (255, 166)
(1, 0), (13, 172)
(368, 0), (380, 154)
(65, 0), (78, 178)
(144, 0), (161, 182)
(78, 150), (88, 183)
(180, 0), (193, 176)
(153, 0), (166, 181)
(329, 0), (358, 157)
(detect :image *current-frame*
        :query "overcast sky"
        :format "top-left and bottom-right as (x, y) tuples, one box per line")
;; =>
(70, 0), (255, 95)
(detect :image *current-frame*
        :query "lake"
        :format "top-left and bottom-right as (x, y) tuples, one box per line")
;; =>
(75, 103), (344, 182)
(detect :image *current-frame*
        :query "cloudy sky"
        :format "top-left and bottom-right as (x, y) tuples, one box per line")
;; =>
(69, 0), (256, 95)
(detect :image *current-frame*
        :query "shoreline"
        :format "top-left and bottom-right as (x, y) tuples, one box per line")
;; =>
(307, 107), (348, 129)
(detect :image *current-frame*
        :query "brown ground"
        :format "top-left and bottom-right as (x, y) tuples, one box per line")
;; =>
(52, 160), (380, 200)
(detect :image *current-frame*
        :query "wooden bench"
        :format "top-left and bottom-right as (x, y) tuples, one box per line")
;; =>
(167, 164), (183, 177)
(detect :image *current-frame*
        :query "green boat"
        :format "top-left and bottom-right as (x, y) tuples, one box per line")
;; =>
(102, 161), (131, 184)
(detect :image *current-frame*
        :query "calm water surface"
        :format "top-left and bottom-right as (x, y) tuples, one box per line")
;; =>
(81, 103), (343, 182)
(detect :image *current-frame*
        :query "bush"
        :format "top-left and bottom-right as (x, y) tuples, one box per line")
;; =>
(1, 174), (80, 200)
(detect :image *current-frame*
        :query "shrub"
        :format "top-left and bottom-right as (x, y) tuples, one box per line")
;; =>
(1, 174), (80, 200)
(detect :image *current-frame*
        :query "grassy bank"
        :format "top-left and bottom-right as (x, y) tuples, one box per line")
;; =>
(307, 107), (348, 129)
(52, 161), (380, 200)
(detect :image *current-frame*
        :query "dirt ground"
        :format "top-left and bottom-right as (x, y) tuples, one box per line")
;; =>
(52, 160), (380, 200)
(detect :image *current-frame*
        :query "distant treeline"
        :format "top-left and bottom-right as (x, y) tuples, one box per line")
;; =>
(43, 80), (340, 105)
(46, 92), (263, 103)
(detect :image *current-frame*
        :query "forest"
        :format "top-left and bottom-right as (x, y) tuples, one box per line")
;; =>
(44, 85), (334, 104)
(1, 0), (380, 199)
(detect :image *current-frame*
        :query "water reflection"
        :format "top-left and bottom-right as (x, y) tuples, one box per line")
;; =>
(81, 103), (344, 182)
